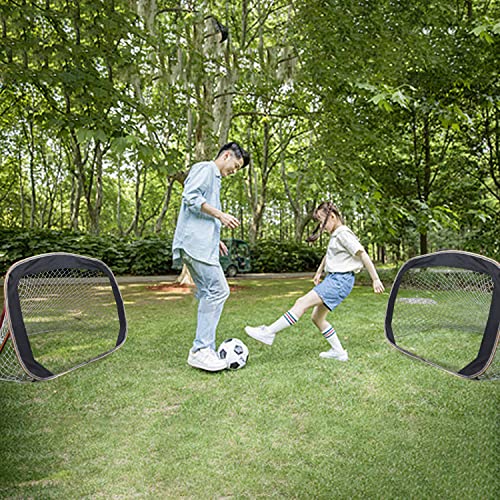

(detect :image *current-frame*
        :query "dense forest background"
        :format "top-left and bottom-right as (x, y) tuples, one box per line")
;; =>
(1, 0), (498, 272)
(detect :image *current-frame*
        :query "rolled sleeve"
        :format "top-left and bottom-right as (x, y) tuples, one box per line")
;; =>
(172, 160), (222, 266)
(182, 164), (210, 214)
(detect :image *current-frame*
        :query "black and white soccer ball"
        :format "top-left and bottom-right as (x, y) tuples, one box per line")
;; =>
(217, 338), (249, 370)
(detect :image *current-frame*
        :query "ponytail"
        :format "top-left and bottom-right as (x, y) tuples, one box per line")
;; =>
(305, 201), (343, 243)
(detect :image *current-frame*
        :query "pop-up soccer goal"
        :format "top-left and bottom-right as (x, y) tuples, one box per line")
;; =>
(0, 253), (127, 382)
(385, 251), (499, 380)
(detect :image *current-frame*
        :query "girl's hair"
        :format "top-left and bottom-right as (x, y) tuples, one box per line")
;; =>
(305, 201), (344, 243)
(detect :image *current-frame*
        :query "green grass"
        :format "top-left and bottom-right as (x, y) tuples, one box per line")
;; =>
(0, 278), (498, 498)
(392, 290), (490, 372)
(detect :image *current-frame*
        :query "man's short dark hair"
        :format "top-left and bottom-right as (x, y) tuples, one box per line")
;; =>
(216, 142), (250, 168)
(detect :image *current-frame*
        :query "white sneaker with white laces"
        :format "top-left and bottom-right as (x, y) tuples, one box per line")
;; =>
(319, 348), (349, 361)
(244, 325), (275, 345)
(187, 347), (227, 371)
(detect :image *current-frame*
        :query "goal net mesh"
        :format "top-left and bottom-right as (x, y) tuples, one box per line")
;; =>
(0, 261), (125, 382)
(390, 266), (499, 379)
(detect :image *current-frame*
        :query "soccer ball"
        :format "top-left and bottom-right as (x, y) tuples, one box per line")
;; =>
(217, 338), (249, 370)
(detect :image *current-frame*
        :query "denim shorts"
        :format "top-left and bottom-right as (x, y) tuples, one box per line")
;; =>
(313, 272), (355, 311)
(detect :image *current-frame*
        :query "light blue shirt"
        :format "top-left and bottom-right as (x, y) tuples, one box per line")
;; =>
(172, 161), (222, 267)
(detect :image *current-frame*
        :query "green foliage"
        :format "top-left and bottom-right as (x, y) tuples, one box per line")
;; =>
(0, 229), (173, 276)
(356, 266), (398, 287)
(0, 230), (331, 276)
(250, 239), (324, 273)
(293, 0), (500, 257)
(0, 1), (498, 263)
(127, 238), (172, 276)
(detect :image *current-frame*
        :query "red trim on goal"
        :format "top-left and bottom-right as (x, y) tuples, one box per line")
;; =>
(0, 306), (10, 355)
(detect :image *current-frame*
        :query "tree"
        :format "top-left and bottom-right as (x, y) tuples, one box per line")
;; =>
(293, 0), (499, 256)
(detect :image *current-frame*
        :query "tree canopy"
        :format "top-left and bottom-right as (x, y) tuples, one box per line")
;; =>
(1, 0), (498, 261)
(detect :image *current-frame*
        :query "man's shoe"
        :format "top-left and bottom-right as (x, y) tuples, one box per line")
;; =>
(187, 347), (227, 371)
(244, 325), (275, 345)
(319, 348), (348, 361)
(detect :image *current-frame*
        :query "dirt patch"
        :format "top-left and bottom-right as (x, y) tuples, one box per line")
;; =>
(147, 283), (245, 293)
(147, 283), (194, 293)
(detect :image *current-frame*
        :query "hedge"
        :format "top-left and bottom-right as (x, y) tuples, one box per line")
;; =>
(0, 229), (328, 277)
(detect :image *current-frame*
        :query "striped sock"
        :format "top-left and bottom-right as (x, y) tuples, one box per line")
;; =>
(322, 325), (344, 351)
(268, 310), (298, 334)
(284, 310), (298, 326)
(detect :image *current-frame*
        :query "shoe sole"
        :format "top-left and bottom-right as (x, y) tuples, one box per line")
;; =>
(244, 326), (274, 345)
(187, 358), (227, 372)
(319, 353), (348, 361)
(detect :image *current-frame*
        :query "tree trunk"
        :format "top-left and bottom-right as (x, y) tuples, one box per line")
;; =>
(18, 148), (26, 229)
(155, 177), (176, 233)
(279, 132), (316, 242)
(176, 264), (195, 286)
(93, 141), (104, 234)
(116, 162), (123, 235)
(22, 120), (37, 229)
(70, 157), (83, 232)
(126, 163), (143, 237)
(69, 130), (86, 232)
(420, 113), (431, 255)
(246, 120), (271, 243)
(420, 232), (428, 256)
(87, 141), (104, 235)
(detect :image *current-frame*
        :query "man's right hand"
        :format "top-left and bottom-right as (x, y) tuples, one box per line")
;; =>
(219, 212), (240, 229)
(201, 202), (240, 229)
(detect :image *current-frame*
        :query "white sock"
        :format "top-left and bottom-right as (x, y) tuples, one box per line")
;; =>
(268, 310), (298, 334)
(322, 325), (345, 351)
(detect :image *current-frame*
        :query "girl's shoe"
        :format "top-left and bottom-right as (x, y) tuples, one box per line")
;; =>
(319, 348), (348, 361)
(244, 325), (275, 345)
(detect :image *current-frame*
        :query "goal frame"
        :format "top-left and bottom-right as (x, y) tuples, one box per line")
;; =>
(385, 250), (500, 379)
(1, 252), (127, 382)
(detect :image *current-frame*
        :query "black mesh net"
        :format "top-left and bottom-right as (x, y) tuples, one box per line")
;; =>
(390, 266), (499, 379)
(0, 261), (125, 382)
(0, 317), (27, 381)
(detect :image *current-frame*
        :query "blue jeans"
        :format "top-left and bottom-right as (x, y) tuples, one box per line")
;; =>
(180, 250), (230, 352)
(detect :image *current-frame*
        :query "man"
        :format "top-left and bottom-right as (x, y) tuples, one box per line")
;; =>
(172, 142), (250, 371)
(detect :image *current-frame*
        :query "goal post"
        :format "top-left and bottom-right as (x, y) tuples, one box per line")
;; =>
(385, 250), (500, 380)
(0, 252), (127, 382)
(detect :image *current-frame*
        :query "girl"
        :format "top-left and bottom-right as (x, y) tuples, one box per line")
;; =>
(245, 201), (385, 360)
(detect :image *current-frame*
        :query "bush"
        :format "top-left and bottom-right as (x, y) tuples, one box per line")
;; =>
(355, 267), (398, 287)
(0, 229), (174, 276)
(250, 239), (324, 273)
(0, 229), (396, 279)
(128, 239), (172, 276)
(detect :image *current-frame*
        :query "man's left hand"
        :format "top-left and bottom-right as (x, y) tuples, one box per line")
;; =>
(219, 241), (229, 256)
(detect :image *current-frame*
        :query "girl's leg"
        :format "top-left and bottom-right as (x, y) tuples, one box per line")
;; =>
(311, 302), (347, 357)
(268, 289), (324, 333)
(289, 290), (325, 319)
(245, 290), (323, 345)
(311, 303), (330, 331)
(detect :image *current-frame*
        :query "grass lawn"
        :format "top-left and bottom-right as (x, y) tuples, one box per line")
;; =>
(0, 277), (498, 498)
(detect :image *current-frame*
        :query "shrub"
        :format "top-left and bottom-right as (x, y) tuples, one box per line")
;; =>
(0, 229), (174, 276)
(250, 239), (324, 273)
(128, 239), (173, 276)
(0, 229), (395, 279)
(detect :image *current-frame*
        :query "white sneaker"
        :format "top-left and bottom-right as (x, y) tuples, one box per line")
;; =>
(244, 325), (275, 345)
(319, 348), (348, 361)
(187, 347), (227, 372)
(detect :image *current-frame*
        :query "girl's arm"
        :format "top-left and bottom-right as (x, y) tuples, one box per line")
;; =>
(358, 250), (385, 294)
(313, 255), (327, 285)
